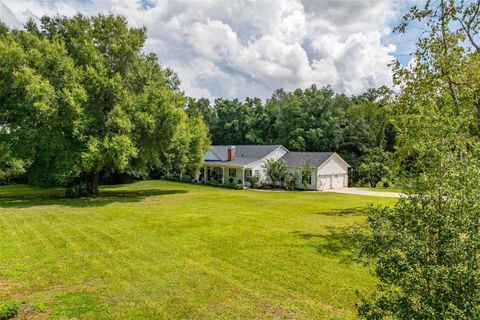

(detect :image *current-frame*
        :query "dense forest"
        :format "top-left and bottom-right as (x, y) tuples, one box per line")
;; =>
(186, 85), (395, 185)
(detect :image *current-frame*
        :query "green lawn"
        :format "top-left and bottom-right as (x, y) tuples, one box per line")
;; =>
(357, 186), (403, 193)
(0, 180), (396, 319)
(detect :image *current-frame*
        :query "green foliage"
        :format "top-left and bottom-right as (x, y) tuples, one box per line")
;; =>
(264, 159), (287, 188)
(358, 148), (388, 188)
(233, 183), (243, 190)
(65, 181), (89, 198)
(0, 15), (208, 196)
(357, 2), (480, 317)
(0, 144), (27, 185)
(284, 171), (299, 190)
(358, 154), (480, 319)
(300, 158), (313, 190)
(0, 301), (21, 320)
(389, 0), (480, 181)
(248, 175), (259, 188)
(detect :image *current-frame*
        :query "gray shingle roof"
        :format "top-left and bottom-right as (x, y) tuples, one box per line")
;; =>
(209, 145), (282, 162)
(205, 145), (349, 168)
(204, 158), (259, 167)
(279, 152), (336, 168)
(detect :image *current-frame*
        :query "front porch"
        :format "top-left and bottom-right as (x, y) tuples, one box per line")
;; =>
(199, 165), (254, 188)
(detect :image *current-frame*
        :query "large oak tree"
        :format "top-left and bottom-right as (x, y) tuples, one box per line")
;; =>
(0, 15), (209, 196)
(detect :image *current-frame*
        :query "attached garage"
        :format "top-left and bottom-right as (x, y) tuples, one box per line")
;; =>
(280, 152), (350, 191)
(317, 155), (350, 190)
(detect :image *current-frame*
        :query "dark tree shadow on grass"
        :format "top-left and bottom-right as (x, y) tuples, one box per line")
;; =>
(315, 207), (368, 216)
(292, 226), (367, 264)
(0, 189), (188, 208)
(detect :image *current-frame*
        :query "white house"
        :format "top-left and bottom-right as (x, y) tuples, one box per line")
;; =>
(200, 145), (350, 190)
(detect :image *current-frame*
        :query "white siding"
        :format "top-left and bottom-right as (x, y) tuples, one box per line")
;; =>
(318, 155), (349, 175)
(286, 167), (317, 190)
(317, 155), (349, 190)
(245, 146), (288, 184)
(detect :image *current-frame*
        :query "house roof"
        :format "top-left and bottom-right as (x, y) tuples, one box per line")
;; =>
(204, 158), (259, 167)
(279, 152), (337, 168)
(209, 145), (282, 162)
(204, 145), (349, 168)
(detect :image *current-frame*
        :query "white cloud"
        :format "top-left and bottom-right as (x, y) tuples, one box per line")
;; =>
(0, 0), (402, 99)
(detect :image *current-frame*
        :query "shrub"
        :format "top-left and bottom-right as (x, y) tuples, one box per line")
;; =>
(248, 175), (259, 188)
(300, 158), (313, 191)
(258, 180), (271, 189)
(285, 172), (298, 190)
(0, 301), (21, 320)
(228, 177), (234, 184)
(222, 183), (243, 190)
(65, 182), (89, 198)
(264, 159), (287, 188)
(237, 179), (242, 184)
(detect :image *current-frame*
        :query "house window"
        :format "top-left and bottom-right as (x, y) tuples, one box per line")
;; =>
(212, 167), (223, 181)
(245, 169), (252, 180)
(254, 170), (259, 177)
(304, 174), (312, 185)
(229, 168), (237, 177)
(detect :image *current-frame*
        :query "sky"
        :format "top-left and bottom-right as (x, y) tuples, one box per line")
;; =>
(0, 0), (420, 100)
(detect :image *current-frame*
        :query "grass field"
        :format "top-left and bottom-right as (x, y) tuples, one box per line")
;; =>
(356, 186), (403, 194)
(0, 180), (396, 319)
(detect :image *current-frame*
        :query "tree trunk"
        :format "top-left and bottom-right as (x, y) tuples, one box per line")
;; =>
(65, 172), (100, 198)
(90, 172), (100, 196)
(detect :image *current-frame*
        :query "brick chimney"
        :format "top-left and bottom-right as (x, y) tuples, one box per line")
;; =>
(227, 146), (236, 161)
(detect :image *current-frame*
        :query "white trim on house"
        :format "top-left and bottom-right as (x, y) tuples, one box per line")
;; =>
(317, 153), (351, 172)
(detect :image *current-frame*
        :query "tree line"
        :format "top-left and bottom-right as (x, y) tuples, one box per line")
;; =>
(186, 85), (395, 186)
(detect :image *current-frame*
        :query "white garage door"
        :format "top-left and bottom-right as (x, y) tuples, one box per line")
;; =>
(318, 174), (346, 190)
(331, 174), (346, 189)
(318, 175), (332, 190)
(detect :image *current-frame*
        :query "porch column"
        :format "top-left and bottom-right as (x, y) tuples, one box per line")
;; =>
(222, 167), (225, 184)
(242, 168), (245, 188)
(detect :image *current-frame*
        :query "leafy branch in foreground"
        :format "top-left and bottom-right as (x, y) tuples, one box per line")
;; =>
(357, 153), (480, 319)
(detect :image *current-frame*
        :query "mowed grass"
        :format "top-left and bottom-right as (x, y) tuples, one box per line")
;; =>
(357, 186), (403, 193)
(0, 180), (396, 319)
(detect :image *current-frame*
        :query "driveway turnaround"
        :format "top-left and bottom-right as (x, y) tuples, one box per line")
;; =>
(326, 187), (404, 198)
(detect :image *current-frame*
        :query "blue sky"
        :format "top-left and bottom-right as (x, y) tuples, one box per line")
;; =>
(0, 0), (421, 99)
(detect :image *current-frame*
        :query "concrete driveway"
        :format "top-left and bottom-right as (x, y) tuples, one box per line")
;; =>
(326, 187), (404, 198)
